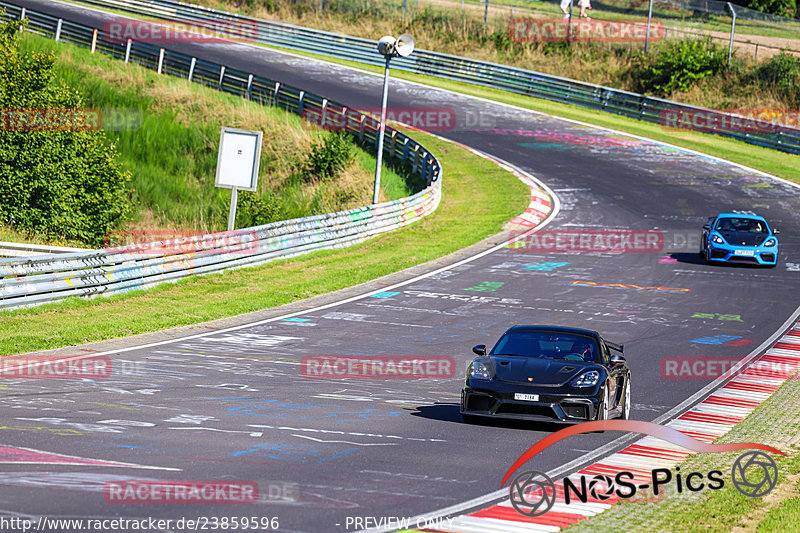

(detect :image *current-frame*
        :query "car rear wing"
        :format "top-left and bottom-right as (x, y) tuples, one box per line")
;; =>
(606, 341), (624, 354)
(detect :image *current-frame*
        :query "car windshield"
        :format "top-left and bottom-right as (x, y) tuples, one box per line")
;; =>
(490, 331), (598, 363)
(715, 217), (768, 234)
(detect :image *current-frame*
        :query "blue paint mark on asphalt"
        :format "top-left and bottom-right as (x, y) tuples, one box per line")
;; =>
(523, 262), (570, 271)
(690, 335), (743, 345)
(370, 291), (401, 299)
(231, 443), (360, 463)
(281, 317), (312, 322)
(221, 400), (403, 422)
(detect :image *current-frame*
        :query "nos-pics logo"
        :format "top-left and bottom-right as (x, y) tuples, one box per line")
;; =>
(503, 420), (782, 517)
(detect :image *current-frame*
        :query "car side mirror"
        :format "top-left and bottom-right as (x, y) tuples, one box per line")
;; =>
(773, 228), (780, 235)
(610, 353), (626, 366)
(703, 224), (711, 231)
(472, 344), (486, 356)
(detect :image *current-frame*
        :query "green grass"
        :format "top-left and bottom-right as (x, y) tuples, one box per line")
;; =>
(757, 488), (800, 531)
(254, 45), (800, 186)
(0, 129), (530, 356)
(16, 32), (412, 239)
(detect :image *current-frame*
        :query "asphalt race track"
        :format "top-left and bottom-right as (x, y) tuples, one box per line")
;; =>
(5, 1), (800, 531)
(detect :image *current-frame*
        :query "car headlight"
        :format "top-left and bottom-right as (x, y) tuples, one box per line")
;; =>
(764, 238), (776, 247)
(469, 361), (491, 380)
(711, 235), (724, 244)
(571, 370), (600, 387)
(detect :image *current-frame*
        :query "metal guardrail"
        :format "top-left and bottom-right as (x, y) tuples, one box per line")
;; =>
(65, 0), (800, 155)
(0, 241), (91, 258)
(0, 2), (442, 310)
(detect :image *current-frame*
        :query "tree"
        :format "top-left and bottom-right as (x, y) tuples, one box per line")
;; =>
(742, 0), (795, 18)
(0, 17), (131, 245)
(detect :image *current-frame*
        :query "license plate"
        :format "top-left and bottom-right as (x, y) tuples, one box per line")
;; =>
(514, 393), (539, 402)
(734, 249), (755, 256)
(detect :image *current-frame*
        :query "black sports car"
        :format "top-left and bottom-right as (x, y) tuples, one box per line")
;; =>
(461, 326), (631, 424)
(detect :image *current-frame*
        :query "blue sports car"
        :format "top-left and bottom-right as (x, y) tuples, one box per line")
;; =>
(701, 213), (780, 267)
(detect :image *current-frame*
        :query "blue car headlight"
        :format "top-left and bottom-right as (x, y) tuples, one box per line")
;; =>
(711, 234), (725, 245)
(764, 238), (776, 247)
(469, 361), (491, 380)
(571, 370), (600, 387)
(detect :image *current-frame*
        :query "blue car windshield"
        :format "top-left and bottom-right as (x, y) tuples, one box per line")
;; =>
(715, 218), (768, 234)
(490, 331), (598, 363)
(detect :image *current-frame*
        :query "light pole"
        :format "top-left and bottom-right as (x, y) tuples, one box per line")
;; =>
(373, 34), (415, 205)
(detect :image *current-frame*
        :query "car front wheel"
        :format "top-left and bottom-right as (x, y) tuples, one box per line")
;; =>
(619, 377), (631, 420)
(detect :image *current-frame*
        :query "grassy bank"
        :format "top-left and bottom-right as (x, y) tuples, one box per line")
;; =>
(0, 128), (530, 356)
(14, 32), (412, 241)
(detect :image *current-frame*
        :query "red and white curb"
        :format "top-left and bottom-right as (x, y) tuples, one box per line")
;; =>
(506, 185), (553, 231)
(414, 321), (800, 533)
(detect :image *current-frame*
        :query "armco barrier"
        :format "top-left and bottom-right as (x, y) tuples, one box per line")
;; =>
(60, 0), (800, 155)
(0, 3), (442, 310)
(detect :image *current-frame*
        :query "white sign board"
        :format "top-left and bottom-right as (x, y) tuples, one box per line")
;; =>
(215, 127), (262, 191)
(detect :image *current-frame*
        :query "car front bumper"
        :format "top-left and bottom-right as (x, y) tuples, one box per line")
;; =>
(460, 386), (601, 423)
(707, 244), (777, 265)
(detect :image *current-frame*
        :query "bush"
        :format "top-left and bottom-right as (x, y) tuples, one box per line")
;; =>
(745, 0), (795, 17)
(0, 18), (131, 245)
(632, 39), (727, 96)
(753, 53), (800, 106)
(234, 191), (281, 228)
(302, 132), (354, 181)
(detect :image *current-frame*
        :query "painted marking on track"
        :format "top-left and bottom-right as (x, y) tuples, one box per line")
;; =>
(168, 427), (263, 437)
(0, 444), (179, 471)
(292, 434), (398, 446)
(163, 415), (217, 424)
(281, 317), (311, 322)
(464, 282), (504, 292)
(246, 424), (446, 443)
(369, 291), (401, 299)
(690, 335), (742, 345)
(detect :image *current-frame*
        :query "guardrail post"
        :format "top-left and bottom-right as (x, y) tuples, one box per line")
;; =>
(157, 48), (165, 74)
(188, 57), (196, 81)
(124, 39), (132, 63)
(298, 90), (305, 116)
(726, 2), (737, 67)
(321, 98), (328, 128)
(402, 138), (410, 160)
(55, 19), (63, 41)
(358, 115), (365, 142)
(218, 66), (225, 89)
(246, 74), (253, 99)
(273, 82), (280, 106)
(19, 7), (25, 19)
(91, 29), (98, 53)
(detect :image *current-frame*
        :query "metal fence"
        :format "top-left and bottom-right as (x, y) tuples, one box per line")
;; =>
(63, 0), (800, 155)
(0, 2), (443, 310)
